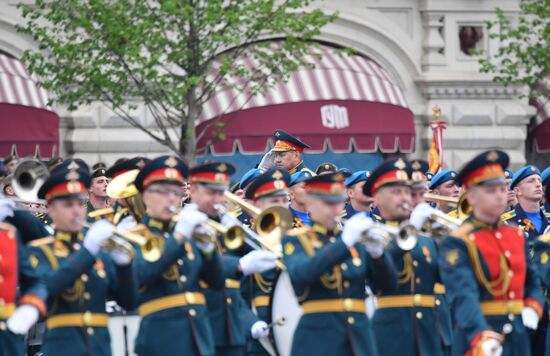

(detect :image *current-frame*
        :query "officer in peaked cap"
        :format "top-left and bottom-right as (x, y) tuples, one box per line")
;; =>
(271, 129), (316, 175)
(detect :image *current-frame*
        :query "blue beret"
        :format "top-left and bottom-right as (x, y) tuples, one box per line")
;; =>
(542, 167), (550, 186)
(290, 170), (313, 187)
(429, 170), (458, 190)
(239, 168), (261, 189)
(344, 170), (370, 188)
(504, 169), (513, 180)
(510, 165), (540, 189)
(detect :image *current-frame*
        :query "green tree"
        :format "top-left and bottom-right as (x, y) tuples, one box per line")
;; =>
(18, 0), (335, 162)
(479, 1), (550, 99)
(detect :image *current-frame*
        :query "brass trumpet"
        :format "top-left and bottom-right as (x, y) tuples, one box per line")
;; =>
(361, 221), (418, 251)
(106, 170), (146, 224)
(223, 191), (293, 250)
(81, 221), (163, 262)
(424, 193), (471, 220)
(192, 218), (248, 251)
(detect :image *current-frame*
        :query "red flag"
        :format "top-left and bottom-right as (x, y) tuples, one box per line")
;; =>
(428, 106), (446, 174)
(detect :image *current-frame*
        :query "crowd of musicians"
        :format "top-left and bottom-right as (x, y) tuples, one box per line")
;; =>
(1, 128), (550, 356)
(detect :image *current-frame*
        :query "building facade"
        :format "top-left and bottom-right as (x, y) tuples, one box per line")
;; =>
(0, 0), (540, 172)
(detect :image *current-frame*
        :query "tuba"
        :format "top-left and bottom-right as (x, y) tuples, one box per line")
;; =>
(11, 159), (49, 213)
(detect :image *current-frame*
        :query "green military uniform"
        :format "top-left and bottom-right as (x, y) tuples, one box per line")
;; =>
(30, 231), (138, 356)
(283, 223), (397, 356)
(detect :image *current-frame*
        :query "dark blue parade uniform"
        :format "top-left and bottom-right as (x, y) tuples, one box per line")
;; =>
(282, 222), (397, 356)
(502, 203), (550, 244)
(0, 222), (47, 356)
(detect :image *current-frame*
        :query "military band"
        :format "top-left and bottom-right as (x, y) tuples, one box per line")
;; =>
(5, 128), (550, 356)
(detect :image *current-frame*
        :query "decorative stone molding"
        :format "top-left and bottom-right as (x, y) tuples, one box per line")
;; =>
(416, 80), (526, 100)
(421, 12), (445, 70)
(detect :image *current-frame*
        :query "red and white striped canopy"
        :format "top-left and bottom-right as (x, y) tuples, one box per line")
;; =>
(197, 44), (415, 154)
(0, 53), (59, 158)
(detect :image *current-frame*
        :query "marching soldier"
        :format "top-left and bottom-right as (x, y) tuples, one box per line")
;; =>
(188, 162), (278, 356)
(271, 129), (316, 175)
(289, 171), (313, 227)
(240, 168), (292, 355)
(409, 159), (454, 355)
(282, 172), (398, 356)
(0, 196), (47, 356)
(341, 170), (372, 222)
(130, 156), (224, 356)
(429, 170), (461, 215)
(28, 161), (138, 356)
(502, 165), (550, 243)
(439, 150), (544, 355)
(363, 159), (445, 356)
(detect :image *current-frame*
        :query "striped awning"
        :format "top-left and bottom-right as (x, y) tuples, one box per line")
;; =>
(0, 53), (59, 158)
(197, 44), (415, 154)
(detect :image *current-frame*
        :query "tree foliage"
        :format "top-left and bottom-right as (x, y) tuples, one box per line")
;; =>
(479, 0), (550, 98)
(18, 0), (336, 162)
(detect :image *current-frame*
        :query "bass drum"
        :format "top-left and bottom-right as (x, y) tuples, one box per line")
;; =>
(268, 270), (303, 356)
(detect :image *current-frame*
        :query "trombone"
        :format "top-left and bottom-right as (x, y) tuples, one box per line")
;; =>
(424, 193), (471, 220)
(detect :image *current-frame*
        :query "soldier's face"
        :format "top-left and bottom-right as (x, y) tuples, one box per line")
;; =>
(347, 182), (371, 207)
(467, 183), (507, 221)
(374, 185), (412, 221)
(289, 183), (307, 206)
(48, 198), (87, 232)
(433, 180), (460, 198)
(143, 182), (184, 220)
(305, 195), (344, 230)
(90, 176), (109, 198)
(4, 159), (17, 174)
(190, 184), (225, 218)
(514, 175), (543, 202)
(410, 187), (427, 208)
(274, 151), (299, 171)
(255, 194), (289, 210)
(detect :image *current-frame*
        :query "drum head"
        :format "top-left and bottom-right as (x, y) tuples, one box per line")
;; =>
(268, 270), (303, 356)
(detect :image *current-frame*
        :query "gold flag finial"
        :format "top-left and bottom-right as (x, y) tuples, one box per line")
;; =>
(432, 105), (441, 120)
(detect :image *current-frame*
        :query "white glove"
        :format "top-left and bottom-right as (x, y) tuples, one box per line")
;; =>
(342, 213), (373, 247)
(7, 305), (39, 335)
(220, 212), (237, 227)
(363, 227), (387, 259)
(409, 203), (438, 230)
(258, 149), (276, 172)
(117, 215), (137, 232)
(174, 204), (208, 240)
(522, 306), (539, 330)
(239, 250), (279, 275)
(251, 320), (269, 339)
(0, 195), (15, 222)
(481, 338), (502, 356)
(110, 249), (133, 266)
(84, 220), (114, 255)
